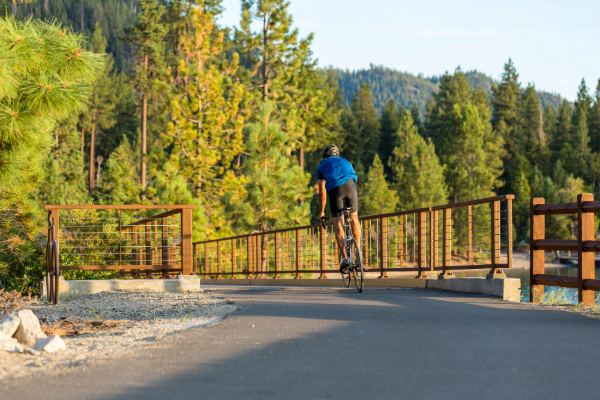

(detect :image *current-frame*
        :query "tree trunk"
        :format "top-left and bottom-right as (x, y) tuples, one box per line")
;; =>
(299, 146), (304, 171)
(141, 92), (147, 191)
(80, 128), (84, 173)
(262, 15), (269, 100)
(80, 0), (84, 31)
(89, 122), (96, 194)
(12, 1), (16, 15)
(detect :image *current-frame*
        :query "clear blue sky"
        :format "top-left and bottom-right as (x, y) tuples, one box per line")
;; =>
(217, 0), (600, 101)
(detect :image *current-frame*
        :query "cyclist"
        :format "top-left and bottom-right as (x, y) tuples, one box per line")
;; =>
(317, 144), (363, 271)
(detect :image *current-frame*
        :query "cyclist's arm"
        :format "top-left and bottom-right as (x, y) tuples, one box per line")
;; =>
(318, 179), (326, 219)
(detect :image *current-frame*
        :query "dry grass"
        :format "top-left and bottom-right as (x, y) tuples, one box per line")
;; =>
(0, 289), (22, 315)
(40, 318), (130, 336)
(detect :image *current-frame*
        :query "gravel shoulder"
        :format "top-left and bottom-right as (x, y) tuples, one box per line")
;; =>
(0, 289), (236, 381)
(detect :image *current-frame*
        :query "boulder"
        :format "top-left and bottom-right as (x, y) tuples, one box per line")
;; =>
(13, 309), (46, 346)
(0, 332), (20, 352)
(33, 335), (66, 354)
(0, 314), (20, 337)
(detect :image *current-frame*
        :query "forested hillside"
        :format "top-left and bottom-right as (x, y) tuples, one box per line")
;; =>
(335, 65), (564, 114)
(2, 0), (599, 294)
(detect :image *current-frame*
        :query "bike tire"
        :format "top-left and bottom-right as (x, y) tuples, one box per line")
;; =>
(341, 267), (351, 288)
(349, 239), (364, 292)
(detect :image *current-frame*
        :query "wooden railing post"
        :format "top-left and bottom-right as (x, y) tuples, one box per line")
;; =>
(232, 239), (237, 279)
(319, 224), (327, 279)
(181, 208), (193, 275)
(132, 226), (139, 279)
(530, 197), (545, 303)
(578, 194), (595, 306)
(379, 217), (388, 278)
(397, 215), (404, 268)
(247, 235), (253, 278)
(440, 208), (453, 278)
(417, 211), (427, 278)
(507, 198), (513, 269)
(204, 242), (209, 278)
(364, 220), (369, 269)
(144, 222), (153, 279)
(275, 232), (281, 279)
(162, 216), (169, 279)
(295, 229), (302, 279)
(429, 210), (437, 272)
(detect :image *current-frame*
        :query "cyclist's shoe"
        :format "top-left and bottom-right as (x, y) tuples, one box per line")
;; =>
(339, 258), (350, 272)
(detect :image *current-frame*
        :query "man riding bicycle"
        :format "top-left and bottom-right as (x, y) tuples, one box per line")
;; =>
(317, 144), (363, 271)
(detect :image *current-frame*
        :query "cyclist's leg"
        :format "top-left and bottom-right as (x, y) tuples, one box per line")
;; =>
(344, 179), (361, 253)
(349, 212), (362, 253)
(332, 216), (347, 260)
(328, 184), (347, 261)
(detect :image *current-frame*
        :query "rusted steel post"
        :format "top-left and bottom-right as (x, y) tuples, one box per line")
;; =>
(204, 242), (209, 278)
(132, 226), (139, 279)
(507, 199), (513, 269)
(380, 217), (389, 278)
(145, 221), (153, 279)
(319, 224), (327, 278)
(417, 211), (427, 278)
(578, 193), (595, 306)
(398, 215), (404, 268)
(468, 205), (473, 266)
(232, 238), (237, 279)
(275, 232), (281, 278)
(248, 235), (253, 278)
(490, 201), (501, 274)
(217, 240), (222, 279)
(162, 216), (169, 278)
(441, 208), (453, 277)
(530, 198), (545, 303)
(295, 230), (302, 279)
(181, 208), (193, 275)
(364, 220), (369, 269)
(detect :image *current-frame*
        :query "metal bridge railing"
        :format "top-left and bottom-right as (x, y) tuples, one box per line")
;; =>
(193, 195), (514, 280)
(44, 204), (196, 304)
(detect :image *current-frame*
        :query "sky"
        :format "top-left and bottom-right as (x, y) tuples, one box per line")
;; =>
(217, 0), (600, 101)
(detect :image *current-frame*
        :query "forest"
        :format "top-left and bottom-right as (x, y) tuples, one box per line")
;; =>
(1, 0), (599, 294)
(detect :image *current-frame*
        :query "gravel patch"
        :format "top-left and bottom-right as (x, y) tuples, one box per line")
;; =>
(0, 290), (236, 381)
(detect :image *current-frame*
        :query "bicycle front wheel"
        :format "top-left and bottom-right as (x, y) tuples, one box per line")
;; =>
(349, 239), (364, 292)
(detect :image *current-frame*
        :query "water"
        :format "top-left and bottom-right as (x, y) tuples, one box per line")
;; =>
(454, 266), (595, 304)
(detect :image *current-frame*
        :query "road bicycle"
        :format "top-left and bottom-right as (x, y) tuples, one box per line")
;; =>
(321, 208), (364, 292)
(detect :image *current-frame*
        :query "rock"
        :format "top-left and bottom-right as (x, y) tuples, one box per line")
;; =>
(33, 335), (66, 354)
(23, 347), (42, 356)
(0, 314), (20, 337)
(14, 309), (47, 346)
(0, 332), (20, 352)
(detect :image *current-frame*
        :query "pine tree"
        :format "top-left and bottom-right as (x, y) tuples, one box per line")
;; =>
(82, 23), (117, 194)
(551, 100), (574, 172)
(130, 0), (167, 193)
(491, 59), (521, 156)
(0, 16), (102, 225)
(342, 83), (380, 175)
(222, 102), (312, 236)
(571, 79), (593, 179)
(520, 84), (549, 171)
(162, 3), (246, 238)
(378, 98), (402, 174)
(410, 103), (422, 134)
(588, 79), (600, 154)
(389, 112), (447, 210)
(362, 155), (398, 216)
(95, 137), (141, 206)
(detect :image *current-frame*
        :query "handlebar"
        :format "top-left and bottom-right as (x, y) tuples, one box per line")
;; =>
(320, 215), (331, 230)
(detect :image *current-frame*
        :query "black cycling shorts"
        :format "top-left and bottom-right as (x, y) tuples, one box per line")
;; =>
(328, 179), (358, 218)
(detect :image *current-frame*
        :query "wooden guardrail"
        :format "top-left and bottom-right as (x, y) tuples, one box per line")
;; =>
(530, 194), (600, 306)
(44, 205), (196, 302)
(193, 195), (514, 280)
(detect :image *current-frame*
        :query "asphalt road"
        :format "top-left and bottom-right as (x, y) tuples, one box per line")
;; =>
(6, 287), (600, 400)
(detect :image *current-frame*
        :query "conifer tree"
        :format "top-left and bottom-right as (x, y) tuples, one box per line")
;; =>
(163, 3), (245, 238)
(95, 137), (141, 206)
(389, 112), (447, 210)
(588, 79), (600, 154)
(410, 103), (422, 134)
(130, 0), (167, 193)
(491, 59), (521, 156)
(520, 84), (549, 172)
(342, 83), (380, 175)
(378, 98), (402, 174)
(362, 155), (398, 216)
(222, 102), (312, 236)
(82, 23), (117, 194)
(0, 16), (102, 228)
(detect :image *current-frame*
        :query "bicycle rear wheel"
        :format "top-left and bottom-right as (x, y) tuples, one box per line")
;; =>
(341, 265), (351, 288)
(349, 239), (363, 292)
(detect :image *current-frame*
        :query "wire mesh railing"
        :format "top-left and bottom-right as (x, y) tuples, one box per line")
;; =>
(193, 195), (514, 279)
(44, 205), (195, 282)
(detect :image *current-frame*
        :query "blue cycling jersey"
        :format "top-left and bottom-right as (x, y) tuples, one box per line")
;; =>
(316, 157), (358, 192)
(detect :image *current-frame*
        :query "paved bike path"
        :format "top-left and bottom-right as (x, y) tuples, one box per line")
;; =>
(6, 287), (600, 400)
